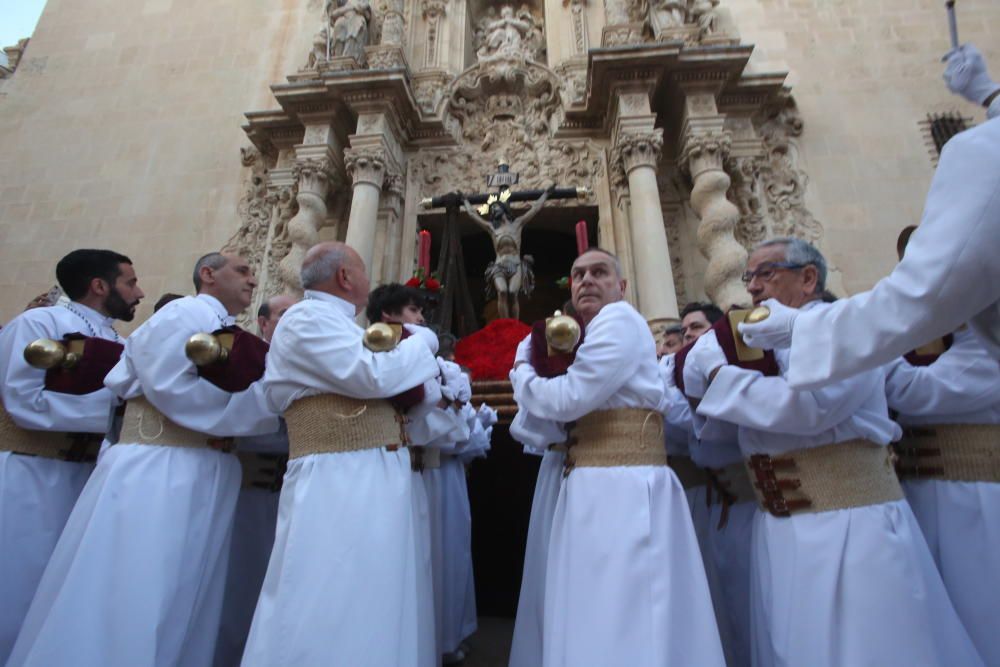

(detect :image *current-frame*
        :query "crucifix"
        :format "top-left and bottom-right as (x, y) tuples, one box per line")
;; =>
(420, 161), (586, 329)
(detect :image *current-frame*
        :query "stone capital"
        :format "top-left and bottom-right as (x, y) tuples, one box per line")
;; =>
(679, 131), (732, 179)
(614, 130), (664, 175)
(292, 157), (335, 196)
(345, 146), (389, 188)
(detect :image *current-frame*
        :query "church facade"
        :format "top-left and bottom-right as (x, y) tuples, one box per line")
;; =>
(0, 0), (996, 333)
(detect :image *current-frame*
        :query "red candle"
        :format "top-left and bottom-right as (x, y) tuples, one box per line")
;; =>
(418, 230), (431, 275)
(575, 221), (588, 255)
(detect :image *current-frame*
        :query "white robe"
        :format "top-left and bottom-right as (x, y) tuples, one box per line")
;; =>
(696, 301), (985, 667)
(678, 335), (754, 667)
(213, 425), (288, 667)
(0, 303), (120, 664)
(7, 294), (279, 667)
(778, 115), (1000, 389)
(511, 301), (724, 667)
(884, 326), (1000, 666)
(241, 290), (440, 667)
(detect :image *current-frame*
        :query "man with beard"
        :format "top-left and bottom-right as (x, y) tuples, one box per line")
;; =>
(0, 249), (143, 664)
(8, 252), (279, 667)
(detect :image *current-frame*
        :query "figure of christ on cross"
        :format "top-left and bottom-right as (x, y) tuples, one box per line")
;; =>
(459, 183), (556, 320)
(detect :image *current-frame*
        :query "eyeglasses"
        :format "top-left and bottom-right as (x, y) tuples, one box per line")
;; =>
(741, 262), (806, 285)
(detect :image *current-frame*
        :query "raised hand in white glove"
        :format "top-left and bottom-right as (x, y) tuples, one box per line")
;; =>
(403, 323), (439, 355)
(737, 298), (797, 350)
(682, 334), (728, 399)
(943, 44), (1000, 105)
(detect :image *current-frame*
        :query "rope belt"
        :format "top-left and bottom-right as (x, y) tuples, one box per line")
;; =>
(668, 455), (708, 490)
(564, 408), (666, 474)
(0, 404), (101, 463)
(894, 424), (999, 483)
(746, 439), (903, 517)
(705, 460), (757, 529)
(238, 451), (287, 491)
(284, 394), (404, 460)
(118, 396), (234, 451)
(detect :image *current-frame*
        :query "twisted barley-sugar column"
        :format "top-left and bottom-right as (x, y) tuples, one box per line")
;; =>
(279, 162), (332, 293)
(683, 132), (747, 309)
(344, 148), (388, 273)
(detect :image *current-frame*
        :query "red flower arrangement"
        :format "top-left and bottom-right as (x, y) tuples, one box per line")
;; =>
(455, 318), (532, 381)
(406, 267), (442, 291)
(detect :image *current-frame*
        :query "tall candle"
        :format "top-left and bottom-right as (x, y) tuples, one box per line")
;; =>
(575, 220), (588, 255)
(418, 230), (431, 274)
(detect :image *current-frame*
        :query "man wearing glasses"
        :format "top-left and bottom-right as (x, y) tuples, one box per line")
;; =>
(684, 237), (984, 667)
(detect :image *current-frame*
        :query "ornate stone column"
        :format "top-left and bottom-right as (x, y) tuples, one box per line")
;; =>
(615, 130), (680, 322)
(343, 145), (389, 274)
(681, 131), (747, 309)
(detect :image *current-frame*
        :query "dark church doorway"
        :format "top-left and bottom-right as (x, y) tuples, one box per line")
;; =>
(419, 205), (598, 618)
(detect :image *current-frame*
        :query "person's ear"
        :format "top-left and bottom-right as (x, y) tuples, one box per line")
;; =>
(619, 278), (628, 295)
(90, 277), (110, 297)
(801, 265), (819, 294)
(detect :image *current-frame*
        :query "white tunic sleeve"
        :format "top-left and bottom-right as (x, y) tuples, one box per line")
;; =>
(508, 333), (567, 452)
(885, 331), (1000, 417)
(698, 364), (884, 437)
(105, 298), (278, 438)
(783, 118), (1000, 389)
(510, 302), (644, 422)
(0, 309), (116, 433)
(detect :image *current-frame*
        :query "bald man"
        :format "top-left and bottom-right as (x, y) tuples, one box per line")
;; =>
(10, 252), (280, 667)
(242, 243), (440, 667)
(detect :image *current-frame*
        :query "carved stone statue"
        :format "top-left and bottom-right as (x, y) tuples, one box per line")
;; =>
(475, 5), (543, 63)
(326, 0), (372, 61)
(691, 0), (721, 36)
(460, 185), (555, 319)
(648, 0), (687, 39)
(306, 28), (328, 68)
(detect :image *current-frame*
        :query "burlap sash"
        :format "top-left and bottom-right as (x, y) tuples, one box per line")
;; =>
(284, 394), (403, 460)
(565, 408), (667, 470)
(894, 424), (999, 483)
(422, 447), (441, 469)
(238, 451), (287, 491)
(669, 455), (708, 489)
(119, 396), (233, 451)
(708, 461), (757, 506)
(0, 403), (101, 462)
(746, 439), (903, 517)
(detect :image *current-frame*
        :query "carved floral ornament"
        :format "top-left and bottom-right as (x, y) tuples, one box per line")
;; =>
(422, 0), (447, 19)
(679, 131), (732, 178)
(294, 157), (337, 195)
(614, 130), (664, 174)
(344, 146), (390, 188)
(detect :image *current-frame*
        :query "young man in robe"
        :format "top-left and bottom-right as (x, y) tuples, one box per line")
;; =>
(214, 292), (298, 667)
(242, 243), (441, 667)
(686, 237), (984, 667)
(0, 249), (143, 664)
(509, 248), (724, 667)
(9, 252), (278, 667)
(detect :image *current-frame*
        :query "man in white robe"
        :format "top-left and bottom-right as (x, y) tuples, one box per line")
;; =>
(241, 242), (441, 667)
(8, 252), (279, 667)
(885, 325), (1000, 665)
(214, 292), (298, 667)
(0, 249), (143, 664)
(510, 248), (724, 667)
(689, 237), (983, 667)
(740, 44), (1000, 385)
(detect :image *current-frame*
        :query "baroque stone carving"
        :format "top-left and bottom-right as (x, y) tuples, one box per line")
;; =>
(602, 22), (645, 48)
(365, 44), (406, 70)
(224, 147), (276, 281)
(473, 5), (545, 64)
(374, 0), (405, 45)
(264, 186), (299, 298)
(413, 72), (452, 115)
(279, 157), (335, 293)
(344, 146), (388, 188)
(614, 131), (664, 174)
(648, 0), (686, 39)
(680, 131), (747, 309)
(326, 0), (372, 63)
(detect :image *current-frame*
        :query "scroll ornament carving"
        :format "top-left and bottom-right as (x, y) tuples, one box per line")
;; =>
(554, 62), (587, 107)
(614, 131), (664, 174)
(279, 157), (336, 293)
(365, 45), (406, 69)
(224, 147), (276, 281)
(422, 0), (447, 19)
(344, 146), (388, 188)
(413, 75), (451, 114)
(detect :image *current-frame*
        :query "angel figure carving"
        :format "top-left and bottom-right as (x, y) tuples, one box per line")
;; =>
(475, 5), (543, 62)
(460, 184), (556, 320)
(326, 0), (372, 61)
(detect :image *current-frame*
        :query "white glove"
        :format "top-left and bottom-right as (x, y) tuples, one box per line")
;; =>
(403, 323), (439, 355)
(943, 44), (1000, 105)
(737, 298), (797, 350)
(682, 334), (727, 399)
